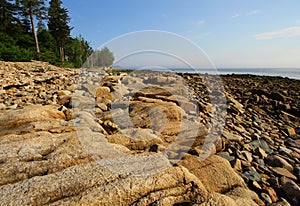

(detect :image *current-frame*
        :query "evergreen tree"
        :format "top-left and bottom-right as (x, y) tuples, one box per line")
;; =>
(48, 0), (72, 63)
(38, 29), (59, 64)
(66, 36), (93, 68)
(0, 0), (92, 66)
(37, 19), (46, 33)
(15, 0), (47, 56)
(0, 0), (17, 34)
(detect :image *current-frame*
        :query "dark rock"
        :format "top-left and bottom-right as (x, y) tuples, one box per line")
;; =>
(285, 137), (300, 149)
(281, 177), (300, 205)
(265, 155), (294, 172)
(243, 170), (261, 182)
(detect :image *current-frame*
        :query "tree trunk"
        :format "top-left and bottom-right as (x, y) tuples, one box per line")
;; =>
(60, 46), (65, 63)
(29, 6), (40, 56)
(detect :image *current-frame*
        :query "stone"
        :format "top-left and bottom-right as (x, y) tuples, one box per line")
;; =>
(95, 86), (112, 101)
(269, 92), (286, 102)
(265, 155), (294, 172)
(232, 158), (243, 171)
(285, 137), (300, 149)
(294, 167), (300, 180)
(0, 103), (6, 110)
(0, 162), (209, 205)
(269, 167), (297, 180)
(179, 154), (247, 193)
(0, 105), (66, 135)
(262, 186), (278, 203)
(225, 187), (262, 206)
(241, 150), (253, 163)
(226, 93), (245, 114)
(261, 193), (272, 204)
(128, 100), (182, 136)
(106, 128), (163, 150)
(218, 152), (235, 162)
(281, 178), (300, 205)
(2, 62), (300, 205)
(250, 139), (273, 154)
(222, 131), (243, 142)
(243, 170), (261, 182)
(284, 126), (296, 136)
(254, 147), (268, 159)
(270, 198), (291, 206)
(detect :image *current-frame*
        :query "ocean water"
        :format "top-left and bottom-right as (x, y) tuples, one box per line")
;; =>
(172, 68), (300, 80)
(117, 67), (300, 80)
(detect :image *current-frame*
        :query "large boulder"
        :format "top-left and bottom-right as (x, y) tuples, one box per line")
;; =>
(179, 154), (247, 193)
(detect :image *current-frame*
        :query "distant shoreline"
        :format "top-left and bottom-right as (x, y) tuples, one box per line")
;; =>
(112, 67), (300, 80)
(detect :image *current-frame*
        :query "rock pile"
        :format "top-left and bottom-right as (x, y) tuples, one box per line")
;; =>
(0, 61), (299, 205)
(183, 73), (300, 205)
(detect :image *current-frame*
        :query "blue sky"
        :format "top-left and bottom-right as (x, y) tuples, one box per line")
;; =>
(63, 0), (300, 68)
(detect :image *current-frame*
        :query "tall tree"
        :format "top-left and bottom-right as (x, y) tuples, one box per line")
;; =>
(66, 35), (93, 68)
(16, 0), (47, 56)
(48, 0), (72, 63)
(0, 0), (17, 34)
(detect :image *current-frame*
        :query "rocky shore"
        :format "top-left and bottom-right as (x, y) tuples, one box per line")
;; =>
(0, 61), (299, 205)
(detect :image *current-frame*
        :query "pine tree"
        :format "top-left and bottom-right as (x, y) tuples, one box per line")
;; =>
(66, 35), (93, 68)
(16, 0), (47, 56)
(48, 0), (72, 63)
(0, 0), (17, 33)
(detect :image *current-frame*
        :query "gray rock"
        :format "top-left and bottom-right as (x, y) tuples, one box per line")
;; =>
(250, 139), (273, 154)
(243, 170), (261, 182)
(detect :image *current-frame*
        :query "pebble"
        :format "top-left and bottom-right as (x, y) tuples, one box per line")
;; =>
(261, 192), (272, 204)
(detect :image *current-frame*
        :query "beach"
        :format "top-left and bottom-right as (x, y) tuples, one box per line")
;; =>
(0, 61), (299, 205)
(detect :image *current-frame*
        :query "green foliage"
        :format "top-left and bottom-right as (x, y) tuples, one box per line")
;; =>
(16, 0), (47, 55)
(0, 32), (34, 61)
(0, 0), (92, 68)
(48, 0), (72, 62)
(65, 36), (93, 68)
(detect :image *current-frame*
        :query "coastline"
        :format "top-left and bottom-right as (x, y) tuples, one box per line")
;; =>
(0, 61), (299, 205)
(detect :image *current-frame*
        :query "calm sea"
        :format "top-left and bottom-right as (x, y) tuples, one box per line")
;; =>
(172, 68), (300, 80)
(116, 67), (300, 80)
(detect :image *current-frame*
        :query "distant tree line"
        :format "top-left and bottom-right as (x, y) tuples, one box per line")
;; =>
(85, 46), (114, 68)
(0, 0), (94, 68)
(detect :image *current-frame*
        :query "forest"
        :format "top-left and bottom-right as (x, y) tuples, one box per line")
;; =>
(0, 0), (96, 68)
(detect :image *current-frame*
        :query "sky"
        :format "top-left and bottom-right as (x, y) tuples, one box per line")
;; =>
(63, 0), (300, 68)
